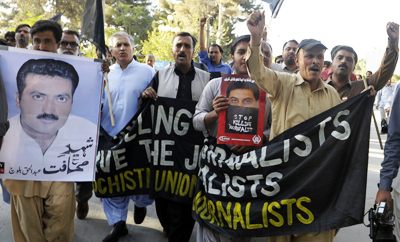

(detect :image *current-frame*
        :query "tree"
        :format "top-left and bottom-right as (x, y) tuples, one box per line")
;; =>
(154, 0), (261, 62)
(104, 0), (154, 50)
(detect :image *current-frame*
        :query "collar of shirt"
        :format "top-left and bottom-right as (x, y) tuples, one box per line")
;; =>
(212, 59), (226, 68)
(174, 60), (195, 76)
(280, 62), (299, 73)
(295, 72), (329, 92)
(326, 76), (351, 90)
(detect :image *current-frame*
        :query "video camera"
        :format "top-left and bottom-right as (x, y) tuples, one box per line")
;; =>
(368, 201), (396, 242)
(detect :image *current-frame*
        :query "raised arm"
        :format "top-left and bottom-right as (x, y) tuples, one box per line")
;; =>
(368, 22), (399, 92)
(199, 16), (207, 52)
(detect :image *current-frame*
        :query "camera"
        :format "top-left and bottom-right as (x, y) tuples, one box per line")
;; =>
(368, 201), (396, 242)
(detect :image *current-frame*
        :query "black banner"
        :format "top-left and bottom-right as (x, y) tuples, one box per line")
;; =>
(94, 97), (204, 204)
(192, 92), (374, 237)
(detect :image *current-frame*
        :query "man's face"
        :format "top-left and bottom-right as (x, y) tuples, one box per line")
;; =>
(209, 46), (222, 64)
(296, 47), (325, 83)
(16, 26), (30, 48)
(366, 71), (372, 77)
(331, 49), (355, 79)
(228, 89), (258, 108)
(5, 36), (16, 47)
(231, 41), (249, 75)
(32, 30), (60, 53)
(111, 36), (134, 64)
(58, 33), (80, 56)
(261, 43), (272, 68)
(171, 36), (194, 67)
(146, 56), (155, 67)
(282, 42), (297, 66)
(16, 74), (73, 135)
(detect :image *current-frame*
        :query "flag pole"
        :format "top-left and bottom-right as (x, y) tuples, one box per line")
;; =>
(363, 80), (383, 150)
(104, 72), (115, 126)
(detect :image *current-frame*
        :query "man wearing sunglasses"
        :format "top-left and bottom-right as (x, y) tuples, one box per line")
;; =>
(58, 30), (80, 56)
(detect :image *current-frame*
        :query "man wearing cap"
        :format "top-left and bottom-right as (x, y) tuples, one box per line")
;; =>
(326, 22), (399, 101)
(246, 10), (341, 242)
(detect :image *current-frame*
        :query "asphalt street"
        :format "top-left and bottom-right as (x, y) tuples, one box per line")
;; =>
(0, 110), (389, 242)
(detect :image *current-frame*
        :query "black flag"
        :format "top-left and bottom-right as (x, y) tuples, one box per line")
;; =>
(81, 0), (106, 56)
(48, 10), (65, 22)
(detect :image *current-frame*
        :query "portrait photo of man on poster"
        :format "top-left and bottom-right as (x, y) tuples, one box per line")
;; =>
(225, 81), (260, 135)
(217, 74), (266, 146)
(0, 49), (103, 181)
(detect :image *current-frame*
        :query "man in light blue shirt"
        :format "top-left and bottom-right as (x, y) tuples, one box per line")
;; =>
(198, 16), (232, 75)
(100, 32), (155, 242)
(375, 79), (394, 120)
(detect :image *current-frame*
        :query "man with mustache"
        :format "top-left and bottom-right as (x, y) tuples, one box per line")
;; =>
(15, 24), (31, 49)
(199, 16), (233, 75)
(246, 10), (342, 242)
(58, 30), (80, 56)
(280, 39), (299, 74)
(1, 20), (97, 242)
(141, 32), (210, 242)
(326, 22), (399, 101)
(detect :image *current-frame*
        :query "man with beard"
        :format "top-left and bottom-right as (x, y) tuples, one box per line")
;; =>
(141, 32), (210, 242)
(15, 24), (31, 49)
(280, 39), (298, 73)
(199, 16), (232, 75)
(58, 30), (80, 56)
(326, 22), (398, 101)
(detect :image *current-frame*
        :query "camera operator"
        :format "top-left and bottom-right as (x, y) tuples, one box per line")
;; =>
(375, 80), (400, 240)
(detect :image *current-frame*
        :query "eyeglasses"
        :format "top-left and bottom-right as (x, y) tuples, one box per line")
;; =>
(60, 41), (79, 48)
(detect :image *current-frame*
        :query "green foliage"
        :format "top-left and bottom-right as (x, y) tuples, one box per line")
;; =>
(141, 29), (175, 62)
(392, 74), (400, 83)
(154, 0), (261, 63)
(105, 0), (154, 53)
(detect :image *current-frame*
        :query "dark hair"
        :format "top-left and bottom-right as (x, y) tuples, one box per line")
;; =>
(366, 71), (372, 74)
(17, 59), (79, 99)
(231, 35), (251, 55)
(63, 30), (80, 41)
(324, 61), (331, 67)
(4, 31), (15, 39)
(282, 40), (298, 51)
(0, 39), (8, 46)
(226, 81), (260, 101)
(331, 45), (358, 64)
(31, 20), (62, 43)
(16, 24), (31, 33)
(275, 55), (282, 62)
(172, 32), (197, 49)
(209, 43), (223, 53)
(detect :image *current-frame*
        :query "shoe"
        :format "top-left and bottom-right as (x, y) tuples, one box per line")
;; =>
(103, 221), (128, 242)
(76, 202), (89, 219)
(134, 205), (147, 224)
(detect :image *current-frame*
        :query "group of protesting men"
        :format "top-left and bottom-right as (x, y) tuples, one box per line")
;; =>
(0, 8), (399, 242)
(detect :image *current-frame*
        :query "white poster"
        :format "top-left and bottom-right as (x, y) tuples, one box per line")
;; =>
(0, 47), (103, 181)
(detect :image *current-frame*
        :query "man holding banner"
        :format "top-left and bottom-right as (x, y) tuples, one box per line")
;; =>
(100, 32), (155, 242)
(141, 31), (210, 242)
(246, 10), (342, 242)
